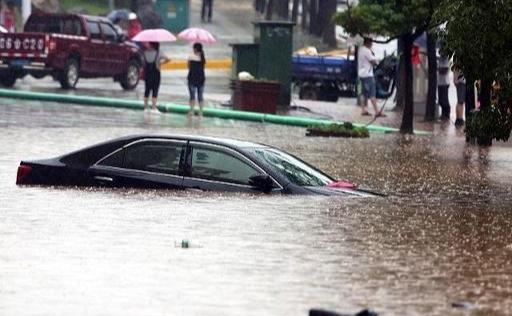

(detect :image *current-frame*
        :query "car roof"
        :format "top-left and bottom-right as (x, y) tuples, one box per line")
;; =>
(28, 12), (111, 23)
(83, 15), (112, 23)
(124, 134), (269, 150)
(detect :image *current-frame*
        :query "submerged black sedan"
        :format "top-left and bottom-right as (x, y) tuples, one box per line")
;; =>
(16, 135), (380, 196)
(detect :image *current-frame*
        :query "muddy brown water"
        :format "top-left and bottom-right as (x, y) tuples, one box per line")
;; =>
(1, 100), (512, 316)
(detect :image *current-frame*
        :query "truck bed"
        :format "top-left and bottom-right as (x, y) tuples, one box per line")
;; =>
(292, 55), (356, 82)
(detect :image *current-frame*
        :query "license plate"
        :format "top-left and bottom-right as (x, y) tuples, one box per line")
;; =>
(11, 59), (29, 66)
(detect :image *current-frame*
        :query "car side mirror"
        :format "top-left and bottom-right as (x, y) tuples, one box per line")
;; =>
(249, 174), (274, 193)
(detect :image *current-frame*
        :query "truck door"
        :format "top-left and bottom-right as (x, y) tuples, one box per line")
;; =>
(100, 22), (125, 76)
(84, 20), (104, 75)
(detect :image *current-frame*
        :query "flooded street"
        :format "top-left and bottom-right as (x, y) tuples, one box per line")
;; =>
(1, 100), (512, 316)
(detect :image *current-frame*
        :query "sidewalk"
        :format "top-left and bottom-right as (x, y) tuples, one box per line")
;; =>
(159, 0), (255, 70)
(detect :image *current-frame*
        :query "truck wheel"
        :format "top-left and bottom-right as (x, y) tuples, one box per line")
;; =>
(120, 60), (140, 90)
(59, 58), (79, 89)
(299, 86), (318, 101)
(0, 72), (16, 87)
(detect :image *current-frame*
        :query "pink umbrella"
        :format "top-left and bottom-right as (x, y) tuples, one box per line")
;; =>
(178, 28), (216, 44)
(132, 28), (177, 42)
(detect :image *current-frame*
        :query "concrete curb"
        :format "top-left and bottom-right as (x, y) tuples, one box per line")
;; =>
(161, 59), (232, 70)
(0, 88), (430, 135)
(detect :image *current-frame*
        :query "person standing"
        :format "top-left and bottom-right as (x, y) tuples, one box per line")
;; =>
(0, 0), (16, 32)
(358, 38), (384, 117)
(437, 54), (451, 120)
(187, 43), (206, 118)
(201, 0), (213, 23)
(452, 66), (466, 127)
(143, 42), (169, 112)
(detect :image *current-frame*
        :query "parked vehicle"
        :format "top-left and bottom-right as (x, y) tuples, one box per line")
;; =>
(0, 13), (143, 89)
(16, 135), (382, 196)
(292, 53), (398, 102)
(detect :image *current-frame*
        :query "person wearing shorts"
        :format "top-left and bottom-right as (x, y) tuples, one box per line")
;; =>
(358, 38), (385, 117)
(187, 43), (206, 118)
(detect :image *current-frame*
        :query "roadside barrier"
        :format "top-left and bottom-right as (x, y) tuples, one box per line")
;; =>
(0, 88), (429, 134)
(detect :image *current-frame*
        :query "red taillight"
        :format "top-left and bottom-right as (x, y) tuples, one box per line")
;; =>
(48, 40), (57, 51)
(327, 180), (356, 189)
(16, 164), (32, 184)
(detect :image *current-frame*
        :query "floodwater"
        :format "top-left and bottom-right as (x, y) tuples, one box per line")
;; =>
(1, 100), (512, 316)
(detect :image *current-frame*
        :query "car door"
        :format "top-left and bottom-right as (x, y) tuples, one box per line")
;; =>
(100, 22), (126, 76)
(182, 142), (267, 193)
(88, 139), (186, 189)
(83, 20), (104, 75)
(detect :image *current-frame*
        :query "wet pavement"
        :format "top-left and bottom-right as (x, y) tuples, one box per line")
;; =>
(1, 100), (512, 316)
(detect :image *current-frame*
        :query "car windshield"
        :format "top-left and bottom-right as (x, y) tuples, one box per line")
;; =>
(250, 147), (333, 187)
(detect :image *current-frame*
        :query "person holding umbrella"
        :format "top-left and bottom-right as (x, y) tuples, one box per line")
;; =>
(132, 29), (176, 112)
(178, 28), (216, 118)
(143, 42), (170, 112)
(187, 43), (206, 118)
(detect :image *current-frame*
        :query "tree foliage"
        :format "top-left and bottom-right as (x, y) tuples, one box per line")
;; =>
(336, 0), (438, 133)
(337, 0), (431, 39)
(437, 0), (512, 142)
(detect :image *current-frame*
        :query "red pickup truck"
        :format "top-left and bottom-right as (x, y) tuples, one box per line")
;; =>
(0, 13), (143, 90)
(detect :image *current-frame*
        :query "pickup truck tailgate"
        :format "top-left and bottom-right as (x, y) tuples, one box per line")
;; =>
(0, 33), (47, 58)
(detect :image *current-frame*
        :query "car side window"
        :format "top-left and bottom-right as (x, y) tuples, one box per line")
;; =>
(100, 22), (117, 42)
(87, 21), (101, 40)
(123, 141), (184, 175)
(97, 149), (124, 168)
(190, 146), (259, 185)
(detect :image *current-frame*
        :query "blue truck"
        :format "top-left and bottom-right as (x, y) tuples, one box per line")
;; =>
(292, 53), (397, 102)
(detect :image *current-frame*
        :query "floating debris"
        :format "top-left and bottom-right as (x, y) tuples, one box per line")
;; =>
(451, 301), (476, 310)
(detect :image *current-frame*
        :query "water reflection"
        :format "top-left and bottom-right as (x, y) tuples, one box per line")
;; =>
(0, 101), (511, 316)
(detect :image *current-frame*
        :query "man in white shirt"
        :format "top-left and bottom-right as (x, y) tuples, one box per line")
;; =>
(358, 38), (385, 117)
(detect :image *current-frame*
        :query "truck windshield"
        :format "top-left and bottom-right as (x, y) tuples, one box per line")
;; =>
(250, 148), (333, 187)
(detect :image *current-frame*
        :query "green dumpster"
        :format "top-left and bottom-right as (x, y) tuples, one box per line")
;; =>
(155, 0), (190, 33)
(230, 43), (260, 79)
(254, 21), (295, 106)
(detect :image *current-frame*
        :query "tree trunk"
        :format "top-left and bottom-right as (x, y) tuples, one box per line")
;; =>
(395, 38), (405, 110)
(291, 0), (300, 23)
(320, 0), (337, 47)
(425, 31), (437, 121)
(301, 0), (308, 30)
(266, 0), (274, 20)
(400, 35), (415, 134)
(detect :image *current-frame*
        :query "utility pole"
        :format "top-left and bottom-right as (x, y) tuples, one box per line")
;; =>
(22, 0), (31, 23)
(109, 0), (115, 11)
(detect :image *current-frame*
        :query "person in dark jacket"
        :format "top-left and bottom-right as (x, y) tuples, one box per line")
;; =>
(143, 42), (169, 112)
(187, 42), (206, 117)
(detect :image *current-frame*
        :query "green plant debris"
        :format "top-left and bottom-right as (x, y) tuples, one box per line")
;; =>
(306, 122), (370, 138)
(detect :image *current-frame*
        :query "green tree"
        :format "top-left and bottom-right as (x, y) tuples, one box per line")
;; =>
(336, 0), (438, 133)
(436, 0), (512, 140)
(437, 0), (512, 143)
